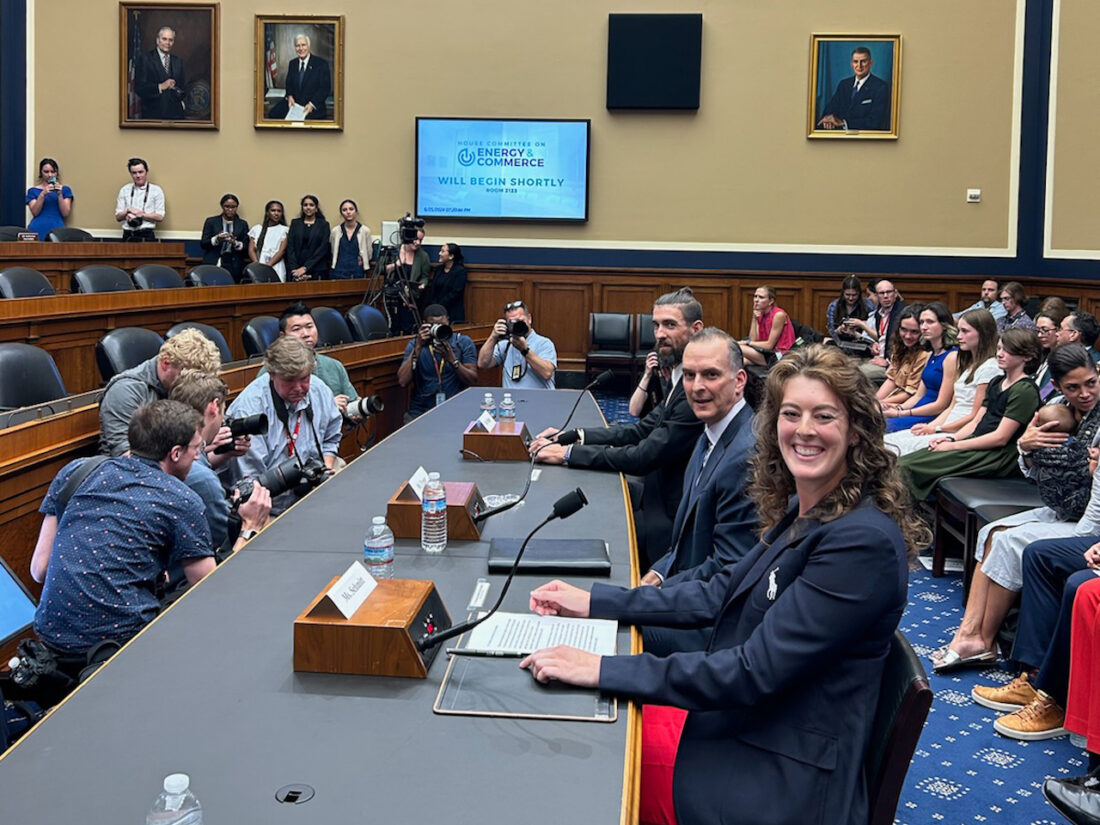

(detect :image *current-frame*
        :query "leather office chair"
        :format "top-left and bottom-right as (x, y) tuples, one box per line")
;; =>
(242, 316), (280, 357)
(311, 306), (354, 346)
(0, 226), (26, 241)
(0, 267), (55, 298)
(187, 265), (234, 287)
(95, 327), (165, 383)
(585, 312), (635, 384)
(47, 227), (94, 242)
(346, 304), (390, 341)
(132, 265), (185, 290)
(71, 265), (134, 294)
(166, 322), (234, 364)
(241, 262), (281, 284)
(865, 630), (933, 825)
(0, 343), (68, 410)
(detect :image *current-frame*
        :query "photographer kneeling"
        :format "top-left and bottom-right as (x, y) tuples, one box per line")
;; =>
(397, 304), (478, 423)
(227, 335), (342, 515)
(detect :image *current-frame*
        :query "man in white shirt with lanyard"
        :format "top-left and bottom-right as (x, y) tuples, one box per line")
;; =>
(114, 157), (165, 241)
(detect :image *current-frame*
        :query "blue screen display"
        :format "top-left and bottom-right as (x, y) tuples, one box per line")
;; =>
(0, 559), (35, 646)
(416, 118), (590, 221)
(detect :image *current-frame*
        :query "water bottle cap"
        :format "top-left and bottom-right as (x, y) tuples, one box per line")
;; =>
(372, 516), (386, 525)
(163, 773), (190, 794)
(484, 392), (492, 399)
(428, 471), (441, 480)
(503, 393), (512, 400)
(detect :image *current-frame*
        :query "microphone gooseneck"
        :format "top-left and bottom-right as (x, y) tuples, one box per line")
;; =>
(552, 370), (613, 446)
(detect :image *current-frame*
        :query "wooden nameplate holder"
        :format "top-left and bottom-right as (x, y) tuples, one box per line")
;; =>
(462, 419), (532, 461)
(386, 480), (485, 540)
(293, 577), (451, 678)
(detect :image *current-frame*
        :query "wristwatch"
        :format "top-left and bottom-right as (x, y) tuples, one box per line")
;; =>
(935, 425), (944, 433)
(239, 528), (258, 541)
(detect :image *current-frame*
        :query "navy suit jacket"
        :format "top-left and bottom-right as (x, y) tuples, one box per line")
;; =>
(649, 404), (758, 584)
(199, 215), (250, 281)
(134, 50), (186, 119)
(821, 73), (891, 131)
(286, 55), (331, 119)
(592, 500), (908, 825)
(567, 379), (703, 565)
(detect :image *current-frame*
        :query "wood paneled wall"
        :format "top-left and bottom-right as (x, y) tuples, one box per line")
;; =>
(0, 242), (188, 293)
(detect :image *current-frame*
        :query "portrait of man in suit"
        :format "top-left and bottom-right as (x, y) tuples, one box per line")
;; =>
(135, 26), (186, 119)
(260, 20), (342, 127)
(809, 36), (900, 138)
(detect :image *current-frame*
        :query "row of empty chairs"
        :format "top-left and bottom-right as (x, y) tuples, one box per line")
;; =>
(0, 226), (95, 243)
(0, 263), (284, 298)
(585, 312), (656, 384)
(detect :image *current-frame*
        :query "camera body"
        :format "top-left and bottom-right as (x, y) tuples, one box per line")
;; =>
(398, 213), (425, 245)
(213, 413), (269, 454)
(429, 322), (452, 342)
(231, 455), (327, 507)
(126, 216), (143, 228)
(502, 318), (529, 339)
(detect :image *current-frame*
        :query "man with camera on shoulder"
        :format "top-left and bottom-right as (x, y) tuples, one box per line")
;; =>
(477, 299), (557, 389)
(398, 304), (478, 423)
(228, 335), (342, 514)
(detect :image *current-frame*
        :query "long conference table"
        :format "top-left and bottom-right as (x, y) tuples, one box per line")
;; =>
(0, 387), (640, 823)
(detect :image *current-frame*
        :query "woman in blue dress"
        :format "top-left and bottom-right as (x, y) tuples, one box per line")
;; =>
(25, 157), (73, 240)
(885, 301), (958, 432)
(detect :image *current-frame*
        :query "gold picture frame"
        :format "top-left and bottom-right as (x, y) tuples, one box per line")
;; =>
(254, 15), (344, 130)
(808, 34), (901, 139)
(119, 2), (219, 129)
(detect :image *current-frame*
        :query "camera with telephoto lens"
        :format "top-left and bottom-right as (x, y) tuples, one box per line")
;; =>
(502, 318), (529, 339)
(230, 455), (327, 507)
(213, 413), (269, 454)
(398, 213), (425, 244)
(429, 322), (452, 342)
(349, 394), (385, 418)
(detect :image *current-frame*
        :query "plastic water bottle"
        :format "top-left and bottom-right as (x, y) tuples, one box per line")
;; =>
(146, 773), (203, 825)
(363, 516), (395, 579)
(481, 392), (497, 418)
(421, 472), (448, 554)
(499, 393), (516, 422)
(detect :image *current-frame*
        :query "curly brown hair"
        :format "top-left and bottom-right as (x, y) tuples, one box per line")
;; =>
(748, 344), (932, 560)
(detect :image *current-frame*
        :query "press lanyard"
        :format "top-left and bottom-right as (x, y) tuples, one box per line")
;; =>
(284, 414), (301, 456)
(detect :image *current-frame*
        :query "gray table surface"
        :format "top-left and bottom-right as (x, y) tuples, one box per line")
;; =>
(0, 387), (637, 824)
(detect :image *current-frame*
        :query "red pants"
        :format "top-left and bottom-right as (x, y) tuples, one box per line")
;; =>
(640, 705), (686, 825)
(1065, 577), (1100, 750)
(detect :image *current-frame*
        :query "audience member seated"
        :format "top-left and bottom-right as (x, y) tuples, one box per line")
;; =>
(738, 285), (794, 367)
(477, 299), (557, 389)
(954, 278), (1006, 322)
(329, 199), (371, 280)
(519, 345), (930, 825)
(873, 306), (928, 407)
(900, 328), (1041, 504)
(98, 328), (221, 456)
(883, 302), (958, 432)
(1060, 310), (1100, 365)
(997, 281), (1036, 332)
(29, 401), (268, 658)
(428, 243), (467, 323)
(635, 328), (758, 655)
(227, 335), (341, 514)
(397, 304), (477, 423)
(1035, 308), (1069, 401)
(851, 279), (907, 382)
(286, 194), (330, 281)
(248, 200), (289, 282)
(1040, 295), (1071, 321)
(929, 344), (1099, 672)
(825, 274), (873, 339)
(200, 193), (250, 282)
(886, 308), (1000, 456)
(530, 289), (704, 569)
(25, 157), (73, 240)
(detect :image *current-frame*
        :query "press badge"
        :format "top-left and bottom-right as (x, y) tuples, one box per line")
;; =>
(435, 392), (447, 407)
(511, 364), (523, 381)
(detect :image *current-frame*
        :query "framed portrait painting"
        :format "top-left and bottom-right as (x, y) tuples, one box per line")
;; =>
(254, 15), (344, 130)
(119, 2), (219, 129)
(808, 35), (901, 139)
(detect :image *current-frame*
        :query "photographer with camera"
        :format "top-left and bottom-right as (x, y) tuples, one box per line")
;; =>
(134, 26), (186, 120)
(227, 335), (342, 514)
(397, 304), (478, 422)
(477, 299), (557, 389)
(114, 157), (164, 241)
(200, 194), (250, 282)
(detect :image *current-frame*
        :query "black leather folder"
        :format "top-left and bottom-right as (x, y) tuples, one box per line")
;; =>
(486, 538), (611, 575)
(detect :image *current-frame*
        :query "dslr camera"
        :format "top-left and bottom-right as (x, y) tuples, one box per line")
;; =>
(213, 413), (268, 454)
(428, 322), (452, 342)
(348, 394), (385, 419)
(501, 318), (529, 339)
(126, 216), (143, 228)
(398, 213), (425, 245)
(230, 455), (328, 507)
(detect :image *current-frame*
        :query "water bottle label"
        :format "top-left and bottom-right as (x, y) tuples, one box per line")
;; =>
(422, 498), (447, 515)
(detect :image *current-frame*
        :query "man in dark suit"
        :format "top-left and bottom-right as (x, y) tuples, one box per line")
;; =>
(531, 288), (706, 568)
(268, 34), (331, 120)
(817, 46), (891, 131)
(200, 194), (250, 282)
(637, 327), (758, 655)
(134, 26), (187, 120)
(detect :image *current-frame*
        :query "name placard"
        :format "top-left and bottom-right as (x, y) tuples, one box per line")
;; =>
(408, 466), (430, 500)
(320, 561), (377, 619)
(476, 410), (496, 432)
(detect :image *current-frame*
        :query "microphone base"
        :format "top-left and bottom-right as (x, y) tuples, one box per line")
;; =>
(293, 578), (452, 679)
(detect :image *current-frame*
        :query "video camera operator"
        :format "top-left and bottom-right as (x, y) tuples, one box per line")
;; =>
(226, 335), (342, 514)
(383, 215), (431, 334)
(397, 304), (478, 423)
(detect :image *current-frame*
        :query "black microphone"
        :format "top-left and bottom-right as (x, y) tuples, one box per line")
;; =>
(417, 487), (589, 653)
(552, 370), (613, 445)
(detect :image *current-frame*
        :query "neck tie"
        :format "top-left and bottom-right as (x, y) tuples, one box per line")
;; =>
(695, 437), (712, 487)
(162, 52), (170, 74)
(851, 79), (860, 100)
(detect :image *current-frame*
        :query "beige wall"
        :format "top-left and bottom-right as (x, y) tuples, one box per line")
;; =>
(33, 0), (1022, 251)
(1046, 0), (1100, 254)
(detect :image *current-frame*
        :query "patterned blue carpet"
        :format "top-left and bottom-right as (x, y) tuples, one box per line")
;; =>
(590, 391), (1084, 824)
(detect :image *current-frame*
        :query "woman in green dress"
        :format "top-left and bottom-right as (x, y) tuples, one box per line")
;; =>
(899, 327), (1042, 502)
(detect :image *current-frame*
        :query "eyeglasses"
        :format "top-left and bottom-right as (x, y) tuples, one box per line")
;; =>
(1036, 326), (1057, 334)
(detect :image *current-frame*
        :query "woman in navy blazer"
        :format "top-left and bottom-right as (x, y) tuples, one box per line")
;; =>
(523, 345), (930, 825)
